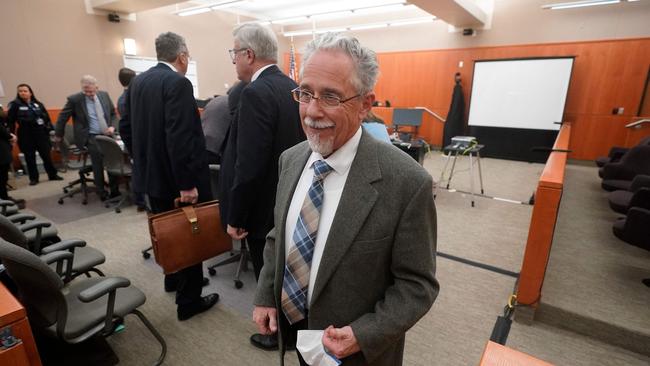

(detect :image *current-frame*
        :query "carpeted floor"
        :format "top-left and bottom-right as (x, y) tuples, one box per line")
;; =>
(8, 153), (650, 366)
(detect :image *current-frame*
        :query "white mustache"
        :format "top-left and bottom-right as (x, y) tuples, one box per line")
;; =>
(304, 117), (334, 129)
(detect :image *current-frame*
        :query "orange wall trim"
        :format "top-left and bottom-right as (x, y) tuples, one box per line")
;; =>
(517, 123), (571, 306)
(284, 37), (650, 160)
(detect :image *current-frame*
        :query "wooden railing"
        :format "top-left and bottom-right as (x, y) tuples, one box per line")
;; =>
(516, 123), (571, 306)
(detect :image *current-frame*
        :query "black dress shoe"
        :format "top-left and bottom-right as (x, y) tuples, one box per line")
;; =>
(29, 180), (38, 186)
(109, 191), (121, 199)
(164, 277), (210, 292)
(250, 333), (279, 351)
(177, 293), (219, 321)
(49, 175), (64, 181)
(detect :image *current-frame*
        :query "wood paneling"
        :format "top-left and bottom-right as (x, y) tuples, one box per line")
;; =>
(479, 341), (553, 366)
(0, 283), (42, 366)
(285, 37), (650, 160)
(517, 123), (570, 306)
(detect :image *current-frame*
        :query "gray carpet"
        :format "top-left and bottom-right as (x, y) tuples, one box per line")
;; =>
(539, 163), (650, 356)
(10, 154), (649, 365)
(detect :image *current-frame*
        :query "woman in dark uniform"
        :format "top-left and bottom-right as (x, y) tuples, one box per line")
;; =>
(7, 84), (62, 185)
(0, 106), (16, 200)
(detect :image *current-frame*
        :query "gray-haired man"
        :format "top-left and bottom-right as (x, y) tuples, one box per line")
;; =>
(253, 33), (439, 365)
(55, 75), (119, 199)
(220, 22), (306, 350)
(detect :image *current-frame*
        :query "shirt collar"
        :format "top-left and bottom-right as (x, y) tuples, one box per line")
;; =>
(160, 61), (177, 73)
(251, 64), (275, 82)
(306, 127), (362, 177)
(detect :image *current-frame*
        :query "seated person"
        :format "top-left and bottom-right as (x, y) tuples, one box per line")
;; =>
(362, 111), (391, 143)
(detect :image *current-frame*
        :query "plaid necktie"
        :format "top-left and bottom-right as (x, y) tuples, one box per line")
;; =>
(281, 160), (333, 324)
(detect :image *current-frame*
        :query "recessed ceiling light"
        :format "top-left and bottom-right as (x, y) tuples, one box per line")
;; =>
(542, 0), (620, 10)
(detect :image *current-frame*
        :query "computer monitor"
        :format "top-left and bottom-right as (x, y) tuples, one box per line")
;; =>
(392, 108), (424, 127)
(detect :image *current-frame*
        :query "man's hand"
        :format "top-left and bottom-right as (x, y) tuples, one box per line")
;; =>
(227, 224), (248, 240)
(179, 187), (198, 204)
(9, 134), (17, 144)
(104, 126), (115, 136)
(253, 306), (278, 335)
(322, 325), (360, 360)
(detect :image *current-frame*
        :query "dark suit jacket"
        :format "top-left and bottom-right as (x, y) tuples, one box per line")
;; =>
(219, 65), (305, 238)
(119, 63), (210, 201)
(254, 131), (439, 366)
(55, 91), (117, 148)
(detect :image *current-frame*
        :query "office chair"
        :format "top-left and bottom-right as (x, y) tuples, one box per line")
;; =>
(95, 135), (132, 213)
(0, 199), (20, 216)
(57, 124), (94, 205)
(608, 175), (650, 214)
(600, 144), (650, 191)
(595, 136), (650, 168)
(612, 206), (650, 288)
(205, 164), (248, 289)
(0, 240), (166, 365)
(0, 207), (61, 252)
(0, 214), (104, 281)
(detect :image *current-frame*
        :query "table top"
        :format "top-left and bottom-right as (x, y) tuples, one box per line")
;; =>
(443, 143), (485, 153)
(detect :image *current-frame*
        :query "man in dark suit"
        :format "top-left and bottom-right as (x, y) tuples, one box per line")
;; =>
(119, 32), (218, 321)
(253, 33), (439, 366)
(220, 23), (305, 350)
(54, 75), (119, 199)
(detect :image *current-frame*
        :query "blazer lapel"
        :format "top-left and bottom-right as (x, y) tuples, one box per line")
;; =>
(80, 94), (89, 122)
(310, 131), (381, 306)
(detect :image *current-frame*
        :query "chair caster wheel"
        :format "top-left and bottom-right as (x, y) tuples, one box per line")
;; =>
(142, 252), (151, 259)
(58, 199), (64, 205)
(63, 188), (69, 194)
(208, 268), (216, 276)
(105, 204), (110, 208)
(115, 208), (121, 213)
(234, 280), (243, 289)
(82, 200), (88, 205)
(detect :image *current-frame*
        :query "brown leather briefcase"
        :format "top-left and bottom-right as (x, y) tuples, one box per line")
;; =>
(148, 200), (232, 274)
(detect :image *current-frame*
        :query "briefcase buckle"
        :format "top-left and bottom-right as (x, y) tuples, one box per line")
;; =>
(189, 218), (200, 235)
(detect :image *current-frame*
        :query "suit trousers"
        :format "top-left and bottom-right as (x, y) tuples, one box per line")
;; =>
(0, 163), (9, 200)
(247, 236), (266, 281)
(19, 132), (58, 182)
(281, 310), (309, 366)
(86, 135), (118, 195)
(148, 195), (204, 306)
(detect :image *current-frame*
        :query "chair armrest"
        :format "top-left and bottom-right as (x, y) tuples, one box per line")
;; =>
(630, 175), (650, 192)
(624, 207), (650, 250)
(0, 199), (15, 208)
(40, 239), (86, 254)
(8, 213), (36, 224)
(18, 220), (52, 232)
(40, 250), (73, 265)
(629, 188), (650, 211)
(78, 277), (130, 303)
(40, 251), (75, 282)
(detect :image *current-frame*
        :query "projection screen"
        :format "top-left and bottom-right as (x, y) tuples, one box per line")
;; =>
(468, 57), (574, 131)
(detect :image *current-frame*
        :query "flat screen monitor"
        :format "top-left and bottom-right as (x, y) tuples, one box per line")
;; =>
(392, 108), (424, 127)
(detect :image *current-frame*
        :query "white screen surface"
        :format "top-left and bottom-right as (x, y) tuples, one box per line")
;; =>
(123, 55), (200, 98)
(468, 58), (573, 131)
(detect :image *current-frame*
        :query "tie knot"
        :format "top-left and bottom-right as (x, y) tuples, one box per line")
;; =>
(312, 160), (333, 181)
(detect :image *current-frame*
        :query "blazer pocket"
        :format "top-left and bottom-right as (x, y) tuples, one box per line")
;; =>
(349, 235), (392, 254)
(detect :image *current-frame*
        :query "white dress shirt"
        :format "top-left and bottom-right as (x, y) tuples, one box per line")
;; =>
(251, 64), (276, 82)
(159, 61), (177, 73)
(285, 127), (363, 307)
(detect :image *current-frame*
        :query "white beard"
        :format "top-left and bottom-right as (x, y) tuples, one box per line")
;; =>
(304, 117), (335, 156)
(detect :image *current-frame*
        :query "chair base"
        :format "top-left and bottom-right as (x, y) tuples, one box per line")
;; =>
(207, 240), (248, 289)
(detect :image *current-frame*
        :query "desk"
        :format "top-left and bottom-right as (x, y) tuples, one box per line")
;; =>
(434, 144), (485, 207)
(479, 341), (553, 366)
(392, 140), (426, 165)
(0, 282), (42, 366)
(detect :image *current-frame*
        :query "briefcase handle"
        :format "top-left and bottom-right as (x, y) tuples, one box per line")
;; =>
(174, 198), (200, 235)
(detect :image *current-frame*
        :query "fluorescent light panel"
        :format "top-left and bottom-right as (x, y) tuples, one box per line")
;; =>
(178, 7), (211, 16)
(123, 38), (136, 55)
(176, 0), (244, 16)
(542, 0), (620, 10)
(282, 17), (436, 37)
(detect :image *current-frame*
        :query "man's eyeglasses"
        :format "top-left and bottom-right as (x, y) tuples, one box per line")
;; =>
(291, 87), (360, 109)
(228, 48), (248, 62)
